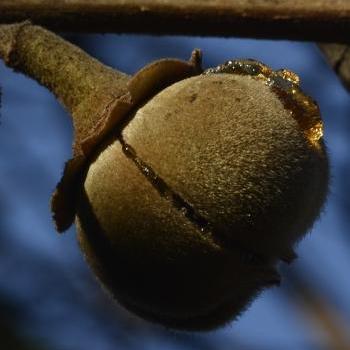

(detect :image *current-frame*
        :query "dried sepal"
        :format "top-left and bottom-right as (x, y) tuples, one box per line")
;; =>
(0, 23), (203, 232)
(52, 51), (202, 232)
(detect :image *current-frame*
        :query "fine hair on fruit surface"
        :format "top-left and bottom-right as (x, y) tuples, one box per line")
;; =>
(0, 22), (329, 331)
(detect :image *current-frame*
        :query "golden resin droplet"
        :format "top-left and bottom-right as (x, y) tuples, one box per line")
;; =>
(204, 59), (324, 149)
(276, 69), (300, 85)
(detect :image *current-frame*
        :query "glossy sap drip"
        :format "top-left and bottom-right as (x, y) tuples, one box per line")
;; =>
(204, 59), (323, 149)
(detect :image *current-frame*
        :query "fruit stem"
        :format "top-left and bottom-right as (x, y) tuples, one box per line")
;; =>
(0, 21), (130, 144)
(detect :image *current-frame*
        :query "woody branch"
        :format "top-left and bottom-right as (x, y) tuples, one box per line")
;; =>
(0, 0), (350, 42)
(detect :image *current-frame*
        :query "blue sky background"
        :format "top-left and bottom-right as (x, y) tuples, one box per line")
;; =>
(0, 34), (349, 350)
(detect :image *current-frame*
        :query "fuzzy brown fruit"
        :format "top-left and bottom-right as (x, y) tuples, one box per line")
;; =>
(76, 62), (328, 330)
(0, 23), (328, 331)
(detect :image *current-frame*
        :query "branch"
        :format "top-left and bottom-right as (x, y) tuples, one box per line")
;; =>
(0, 0), (350, 42)
(284, 271), (350, 350)
(319, 43), (350, 91)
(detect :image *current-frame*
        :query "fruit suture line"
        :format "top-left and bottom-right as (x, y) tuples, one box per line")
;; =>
(119, 135), (266, 267)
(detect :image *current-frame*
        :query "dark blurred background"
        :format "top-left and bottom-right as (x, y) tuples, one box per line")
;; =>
(0, 34), (349, 350)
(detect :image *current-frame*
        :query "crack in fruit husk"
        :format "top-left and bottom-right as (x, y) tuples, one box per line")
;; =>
(119, 135), (269, 268)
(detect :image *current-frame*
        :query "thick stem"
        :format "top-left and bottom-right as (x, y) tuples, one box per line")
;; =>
(0, 0), (350, 42)
(0, 22), (130, 145)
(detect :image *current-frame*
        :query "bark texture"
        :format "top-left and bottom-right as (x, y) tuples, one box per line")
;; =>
(0, 0), (350, 42)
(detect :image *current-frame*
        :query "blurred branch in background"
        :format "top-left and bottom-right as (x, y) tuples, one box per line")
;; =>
(0, 0), (350, 42)
(284, 270), (350, 350)
(0, 293), (49, 350)
(319, 44), (350, 92)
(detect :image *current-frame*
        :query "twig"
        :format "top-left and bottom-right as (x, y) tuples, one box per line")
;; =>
(0, 0), (350, 42)
(319, 43), (350, 91)
(284, 271), (350, 350)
